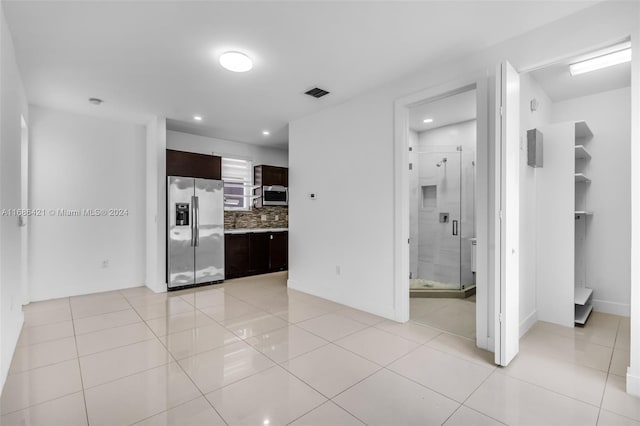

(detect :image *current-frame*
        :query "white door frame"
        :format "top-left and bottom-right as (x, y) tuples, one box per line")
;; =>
(393, 71), (491, 351)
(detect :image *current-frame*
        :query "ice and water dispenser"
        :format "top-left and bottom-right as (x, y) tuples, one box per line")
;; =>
(175, 203), (189, 226)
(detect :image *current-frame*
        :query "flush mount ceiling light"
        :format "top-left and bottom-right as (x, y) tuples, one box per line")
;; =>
(569, 44), (632, 76)
(193, 115), (203, 121)
(88, 97), (103, 105)
(262, 130), (270, 136)
(423, 118), (434, 123)
(219, 51), (253, 72)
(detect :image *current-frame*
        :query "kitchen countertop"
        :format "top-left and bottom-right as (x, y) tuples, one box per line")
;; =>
(224, 227), (288, 234)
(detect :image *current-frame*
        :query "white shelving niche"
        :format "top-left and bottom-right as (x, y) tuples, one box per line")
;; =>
(574, 120), (593, 325)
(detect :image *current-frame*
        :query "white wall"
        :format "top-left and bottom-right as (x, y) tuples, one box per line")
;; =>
(146, 117), (167, 293)
(0, 1), (28, 391)
(167, 131), (288, 167)
(288, 1), (638, 322)
(553, 87), (631, 316)
(29, 106), (146, 301)
(519, 73), (553, 333)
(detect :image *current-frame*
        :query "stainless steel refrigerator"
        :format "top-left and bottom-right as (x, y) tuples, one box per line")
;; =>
(167, 176), (225, 290)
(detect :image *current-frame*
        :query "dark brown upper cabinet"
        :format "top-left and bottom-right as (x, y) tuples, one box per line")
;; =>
(166, 149), (221, 180)
(254, 165), (288, 187)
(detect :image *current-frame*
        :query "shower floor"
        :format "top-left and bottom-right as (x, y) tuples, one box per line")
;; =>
(410, 278), (461, 290)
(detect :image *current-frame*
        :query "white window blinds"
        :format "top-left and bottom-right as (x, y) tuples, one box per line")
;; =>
(221, 157), (253, 210)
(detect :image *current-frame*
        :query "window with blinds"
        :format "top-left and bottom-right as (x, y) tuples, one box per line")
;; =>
(221, 157), (253, 211)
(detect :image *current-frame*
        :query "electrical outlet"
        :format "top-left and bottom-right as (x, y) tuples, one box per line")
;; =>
(275, 215), (279, 221)
(336, 265), (341, 275)
(261, 215), (267, 221)
(102, 260), (109, 268)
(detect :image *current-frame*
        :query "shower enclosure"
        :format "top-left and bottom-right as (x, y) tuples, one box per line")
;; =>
(409, 145), (475, 294)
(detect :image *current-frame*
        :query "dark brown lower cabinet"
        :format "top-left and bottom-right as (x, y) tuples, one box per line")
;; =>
(224, 231), (288, 279)
(269, 232), (288, 271)
(224, 234), (250, 279)
(249, 232), (270, 275)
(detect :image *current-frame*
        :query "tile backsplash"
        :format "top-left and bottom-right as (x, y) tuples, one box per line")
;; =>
(224, 207), (288, 229)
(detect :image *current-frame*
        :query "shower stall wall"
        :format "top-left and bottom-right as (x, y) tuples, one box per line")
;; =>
(409, 144), (476, 293)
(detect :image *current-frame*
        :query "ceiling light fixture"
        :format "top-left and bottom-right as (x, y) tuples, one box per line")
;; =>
(88, 97), (103, 105)
(193, 115), (203, 121)
(569, 45), (632, 76)
(219, 51), (253, 73)
(423, 118), (434, 123)
(262, 130), (270, 136)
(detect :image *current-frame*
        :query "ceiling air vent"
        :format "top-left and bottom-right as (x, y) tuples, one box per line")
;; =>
(304, 87), (330, 98)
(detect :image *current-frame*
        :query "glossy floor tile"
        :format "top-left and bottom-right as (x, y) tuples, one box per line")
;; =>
(2, 272), (637, 426)
(333, 369), (459, 425)
(246, 325), (328, 363)
(297, 312), (369, 341)
(283, 344), (380, 398)
(334, 326), (419, 366)
(465, 372), (600, 426)
(289, 400), (365, 426)
(178, 341), (275, 393)
(84, 363), (201, 426)
(388, 345), (494, 402)
(0, 392), (88, 426)
(133, 396), (225, 426)
(206, 366), (326, 425)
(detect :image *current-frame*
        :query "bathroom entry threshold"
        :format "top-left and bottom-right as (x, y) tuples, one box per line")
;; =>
(410, 285), (476, 299)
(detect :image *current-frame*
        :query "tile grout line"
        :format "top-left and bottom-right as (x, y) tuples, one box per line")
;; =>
(124, 293), (231, 426)
(69, 296), (91, 426)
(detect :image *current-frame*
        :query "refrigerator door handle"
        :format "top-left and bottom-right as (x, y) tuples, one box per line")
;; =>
(194, 196), (200, 247)
(190, 195), (196, 247)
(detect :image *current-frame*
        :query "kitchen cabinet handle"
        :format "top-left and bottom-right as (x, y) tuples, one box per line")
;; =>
(452, 220), (458, 236)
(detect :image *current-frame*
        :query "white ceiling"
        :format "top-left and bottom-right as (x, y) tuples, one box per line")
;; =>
(409, 89), (476, 133)
(3, 1), (598, 149)
(528, 45), (631, 102)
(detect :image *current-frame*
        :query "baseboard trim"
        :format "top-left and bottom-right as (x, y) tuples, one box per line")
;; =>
(287, 278), (396, 320)
(519, 309), (537, 338)
(592, 299), (630, 317)
(627, 368), (640, 397)
(1, 312), (24, 394)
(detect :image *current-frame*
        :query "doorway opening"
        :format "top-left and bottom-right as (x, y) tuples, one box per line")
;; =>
(407, 88), (478, 339)
(517, 39), (631, 352)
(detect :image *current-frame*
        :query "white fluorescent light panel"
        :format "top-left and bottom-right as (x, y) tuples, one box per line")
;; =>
(569, 44), (631, 76)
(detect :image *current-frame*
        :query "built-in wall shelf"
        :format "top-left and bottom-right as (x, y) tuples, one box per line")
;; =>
(575, 173), (591, 183)
(575, 303), (593, 325)
(574, 121), (593, 326)
(574, 287), (593, 305)
(575, 145), (591, 160)
(575, 121), (593, 139)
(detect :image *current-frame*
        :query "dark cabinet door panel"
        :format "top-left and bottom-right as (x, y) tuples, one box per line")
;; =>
(224, 234), (250, 279)
(269, 232), (288, 271)
(167, 149), (221, 180)
(250, 232), (270, 274)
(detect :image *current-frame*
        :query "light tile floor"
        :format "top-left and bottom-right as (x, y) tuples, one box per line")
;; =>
(410, 296), (476, 339)
(1, 272), (637, 426)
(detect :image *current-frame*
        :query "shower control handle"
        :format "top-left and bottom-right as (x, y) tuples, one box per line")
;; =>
(452, 220), (458, 236)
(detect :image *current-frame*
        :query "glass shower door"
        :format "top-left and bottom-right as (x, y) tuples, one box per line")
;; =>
(412, 147), (462, 290)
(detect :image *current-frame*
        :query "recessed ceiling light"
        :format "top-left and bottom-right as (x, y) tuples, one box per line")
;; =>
(193, 115), (203, 121)
(219, 51), (253, 73)
(423, 118), (434, 123)
(569, 45), (632, 76)
(88, 97), (103, 105)
(262, 130), (270, 136)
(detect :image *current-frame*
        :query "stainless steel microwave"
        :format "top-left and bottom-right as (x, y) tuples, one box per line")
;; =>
(262, 185), (288, 206)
